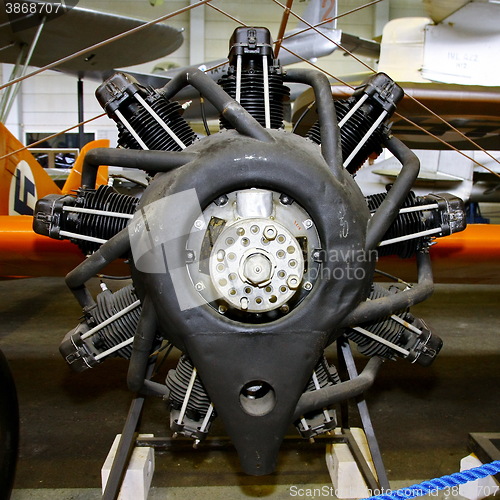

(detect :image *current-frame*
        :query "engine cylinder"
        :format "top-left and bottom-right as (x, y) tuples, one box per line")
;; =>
(219, 71), (289, 129)
(218, 26), (290, 130)
(96, 72), (197, 153)
(307, 98), (384, 174)
(65, 185), (139, 255)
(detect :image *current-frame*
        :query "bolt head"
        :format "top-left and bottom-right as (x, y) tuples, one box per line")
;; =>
(264, 225), (277, 240)
(242, 253), (273, 285)
(304, 219), (313, 229)
(287, 274), (300, 290)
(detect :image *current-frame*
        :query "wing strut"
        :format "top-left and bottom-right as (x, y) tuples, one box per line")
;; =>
(0, 16), (46, 122)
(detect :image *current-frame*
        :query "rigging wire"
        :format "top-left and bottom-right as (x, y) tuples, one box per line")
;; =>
(0, 113), (106, 162)
(0, 0), (214, 92)
(1, 0), (497, 178)
(393, 113), (500, 179)
(281, 0), (386, 41)
(202, 1), (383, 72)
(271, 0), (500, 169)
(205, 3), (248, 26)
(279, 44), (500, 180)
(274, 0), (295, 59)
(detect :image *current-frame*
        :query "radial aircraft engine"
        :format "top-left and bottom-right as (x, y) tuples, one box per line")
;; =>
(34, 27), (466, 475)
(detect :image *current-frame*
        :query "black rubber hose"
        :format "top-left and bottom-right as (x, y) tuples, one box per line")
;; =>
(65, 227), (131, 309)
(81, 148), (198, 189)
(0, 349), (18, 500)
(159, 68), (273, 144)
(293, 356), (383, 420)
(340, 251), (434, 327)
(127, 296), (169, 398)
(283, 68), (343, 179)
(366, 135), (420, 251)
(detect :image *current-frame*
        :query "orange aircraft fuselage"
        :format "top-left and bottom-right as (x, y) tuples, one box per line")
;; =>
(0, 122), (111, 277)
(0, 122), (499, 282)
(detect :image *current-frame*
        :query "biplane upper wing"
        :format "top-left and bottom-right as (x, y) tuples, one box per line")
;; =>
(0, 5), (183, 74)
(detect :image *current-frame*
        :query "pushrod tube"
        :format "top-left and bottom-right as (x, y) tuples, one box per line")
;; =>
(293, 356), (383, 420)
(81, 148), (198, 189)
(127, 296), (169, 398)
(160, 68), (273, 143)
(284, 68), (343, 179)
(340, 251), (434, 328)
(65, 227), (131, 309)
(366, 135), (420, 251)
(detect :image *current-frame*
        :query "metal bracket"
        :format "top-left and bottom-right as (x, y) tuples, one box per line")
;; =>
(337, 337), (390, 491)
(102, 340), (389, 498)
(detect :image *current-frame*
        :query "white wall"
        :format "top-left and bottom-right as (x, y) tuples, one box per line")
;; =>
(2, 65), (116, 142)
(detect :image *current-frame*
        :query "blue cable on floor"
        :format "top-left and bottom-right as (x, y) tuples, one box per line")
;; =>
(366, 460), (500, 500)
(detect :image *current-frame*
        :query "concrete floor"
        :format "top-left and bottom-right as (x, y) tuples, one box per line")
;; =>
(1, 277), (499, 498)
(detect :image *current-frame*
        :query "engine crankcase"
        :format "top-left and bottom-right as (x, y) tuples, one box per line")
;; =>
(129, 128), (374, 474)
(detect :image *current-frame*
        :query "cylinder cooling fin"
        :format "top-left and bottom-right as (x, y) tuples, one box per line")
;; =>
(59, 283), (142, 372)
(295, 357), (340, 440)
(345, 284), (442, 366)
(30, 25), (469, 476)
(307, 73), (404, 174)
(366, 191), (467, 258)
(163, 353), (341, 444)
(308, 97), (386, 174)
(95, 72), (197, 153)
(218, 68), (290, 130)
(165, 355), (215, 443)
(116, 95), (196, 152)
(34, 185), (139, 255)
(218, 27), (290, 130)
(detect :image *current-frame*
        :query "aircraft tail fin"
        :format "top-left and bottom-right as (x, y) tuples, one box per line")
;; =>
(296, 0), (337, 31)
(0, 122), (61, 216)
(0, 124), (111, 215)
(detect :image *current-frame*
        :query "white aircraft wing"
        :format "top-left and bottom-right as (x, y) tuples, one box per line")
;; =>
(379, 1), (500, 86)
(422, 0), (470, 23)
(292, 81), (500, 150)
(421, 1), (500, 86)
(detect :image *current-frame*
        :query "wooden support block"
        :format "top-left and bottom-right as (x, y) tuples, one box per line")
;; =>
(325, 428), (378, 499)
(459, 454), (499, 500)
(102, 433), (155, 500)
